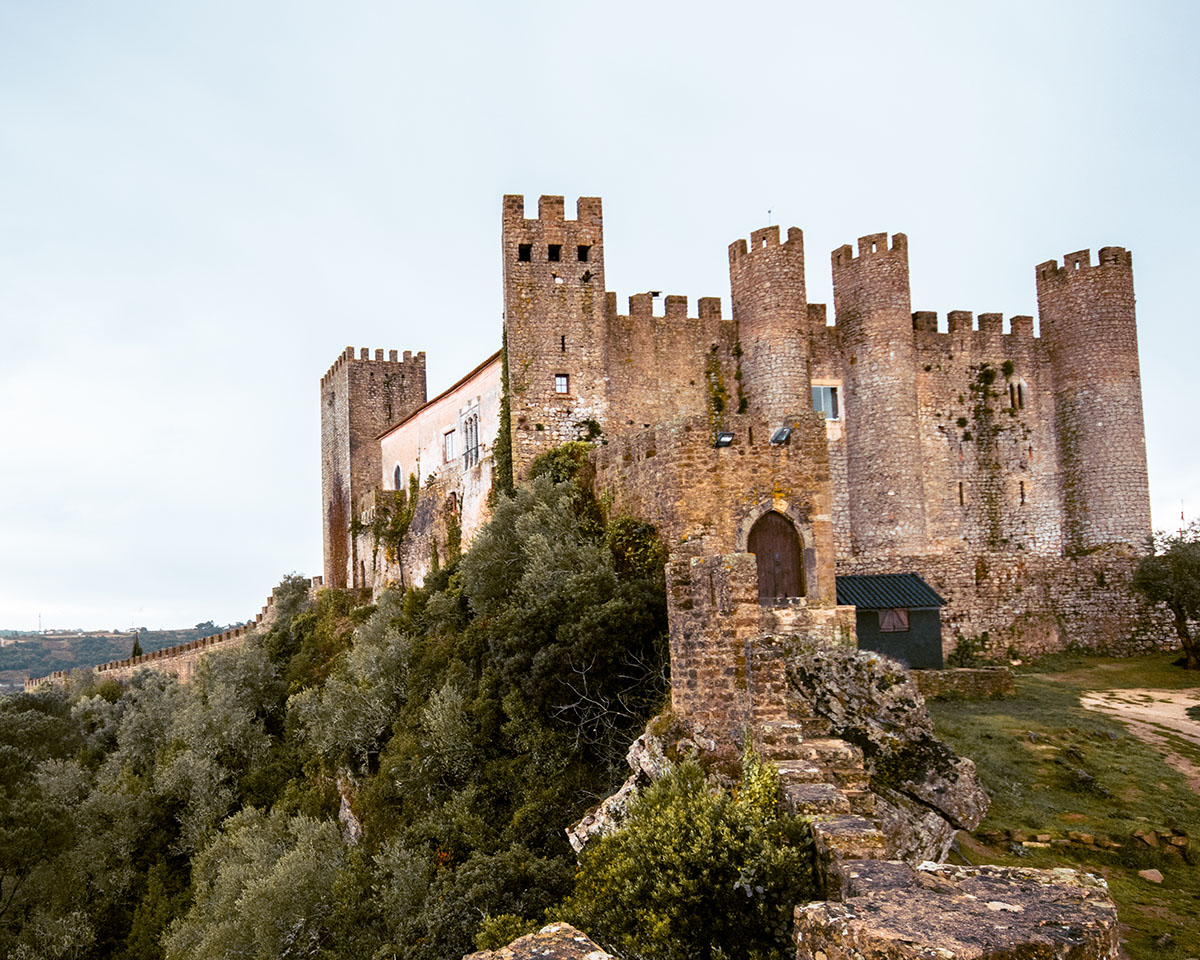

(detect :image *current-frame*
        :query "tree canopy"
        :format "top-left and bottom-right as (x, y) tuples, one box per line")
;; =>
(1133, 523), (1200, 669)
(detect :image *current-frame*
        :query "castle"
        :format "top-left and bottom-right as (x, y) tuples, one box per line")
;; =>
(321, 194), (1165, 666)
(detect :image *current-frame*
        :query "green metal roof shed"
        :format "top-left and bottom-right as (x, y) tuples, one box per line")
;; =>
(836, 573), (947, 669)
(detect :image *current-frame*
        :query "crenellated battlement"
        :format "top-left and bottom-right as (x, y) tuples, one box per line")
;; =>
(320, 347), (425, 387)
(1036, 246), (1133, 283)
(912, 311), (1038, 338)
(831, 232), (907, 269)
(611, 292), (722, 322)
(503, 194), (603, 225)
(728, 225), (804, 265)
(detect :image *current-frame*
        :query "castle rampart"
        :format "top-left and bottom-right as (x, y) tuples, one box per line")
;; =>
(23, 579), (322, 692)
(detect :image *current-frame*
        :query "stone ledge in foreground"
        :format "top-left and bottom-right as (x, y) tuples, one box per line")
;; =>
(796, 861), (1119, 960)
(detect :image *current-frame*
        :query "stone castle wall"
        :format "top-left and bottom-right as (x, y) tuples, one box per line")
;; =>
(23, 580), (322, 691)
(837, 549), (1173, 659)
(321, 195), (1169, 660)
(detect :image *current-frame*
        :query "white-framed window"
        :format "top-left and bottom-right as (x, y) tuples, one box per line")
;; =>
(555, 373), (569, 394)
(812, 384), (839, 420)
(443, 430), (456, 463)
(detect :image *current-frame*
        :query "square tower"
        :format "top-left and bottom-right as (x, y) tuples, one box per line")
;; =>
(320, 347), (426, 589)
(502, 195), (607, 478)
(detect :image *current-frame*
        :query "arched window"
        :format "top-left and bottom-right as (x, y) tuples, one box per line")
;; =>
(393, 464), (403, 489)
(748, 512), (805, 601)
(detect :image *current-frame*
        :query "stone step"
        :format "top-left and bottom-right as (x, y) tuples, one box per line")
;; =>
(842, 787), (876, 816)
(783, 783), (851, 817)
(803, 738), (864, 765)
(775, 760), (826, 785)
(811, 815), (888, 900)
(757, 718), (833, 744)
(827, 767), (870, 790)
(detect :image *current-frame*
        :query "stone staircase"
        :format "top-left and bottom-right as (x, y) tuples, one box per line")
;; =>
(754, 715), (888, 899)
(753, 712), (1119, 960)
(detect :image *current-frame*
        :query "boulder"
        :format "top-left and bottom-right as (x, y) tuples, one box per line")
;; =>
(567, 715), (696, 854)
(464, 922), (613, 960)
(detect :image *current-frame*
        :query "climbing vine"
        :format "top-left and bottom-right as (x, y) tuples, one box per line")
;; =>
(493, 326), (515, 499)
(705, 345), (729, 441)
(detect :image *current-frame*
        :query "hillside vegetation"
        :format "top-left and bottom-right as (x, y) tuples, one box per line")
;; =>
(0, 475), (679, 959)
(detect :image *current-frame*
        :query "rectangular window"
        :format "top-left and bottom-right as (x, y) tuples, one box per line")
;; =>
(555, 373), (569, 394)
(518, 243), (532, 262)
(548, 244), (562, 262)
(812, 385), (839, 419)
(577, 245), (590, 262)
(879, 608), (910, 632)
(443, 430), (455, 463)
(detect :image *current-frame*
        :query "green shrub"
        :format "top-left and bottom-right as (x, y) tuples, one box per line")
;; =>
(559, 763), (816, 960)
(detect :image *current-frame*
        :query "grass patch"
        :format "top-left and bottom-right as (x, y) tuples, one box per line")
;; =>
(929, 652), (1200, 960)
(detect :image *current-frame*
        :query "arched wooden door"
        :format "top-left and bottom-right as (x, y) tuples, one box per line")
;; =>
(748, 512), (804, 601)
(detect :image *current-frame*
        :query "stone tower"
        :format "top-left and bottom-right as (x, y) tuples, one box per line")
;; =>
(1036, 246), (1151, 551)
(831, 233), (927, 555)
(502, 195), (606, 478)
(729, 225), (811, 422)
(320, 347), (426, 588)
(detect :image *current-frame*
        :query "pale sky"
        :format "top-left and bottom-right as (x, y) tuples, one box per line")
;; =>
(1, 1), (1196, 629)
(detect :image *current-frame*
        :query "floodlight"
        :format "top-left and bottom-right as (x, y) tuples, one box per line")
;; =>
(714, 432), (735, 448)
(770, 426), (793, 445)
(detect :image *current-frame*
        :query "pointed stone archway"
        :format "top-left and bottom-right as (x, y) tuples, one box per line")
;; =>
(748, 511), (806, 601)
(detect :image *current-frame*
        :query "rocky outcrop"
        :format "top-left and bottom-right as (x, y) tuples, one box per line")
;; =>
(785, 639), (989, 861)
(464, 922), (613, 960)
(566, 717), (718, 854)
(795, 861), (1120, 960)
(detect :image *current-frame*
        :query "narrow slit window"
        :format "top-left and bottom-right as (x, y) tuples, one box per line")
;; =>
(555, 373), (569, 394)
(577, 245), (590, 262)
(1019, 481), (1026, 505)
(1017, 383), (1025, 408)
(958, 481), (964, 506)
(548, 244), (561, 262)
(518, 243), (532, 262)
(393, 464), (402, 489)
(560, 335), (566, 353)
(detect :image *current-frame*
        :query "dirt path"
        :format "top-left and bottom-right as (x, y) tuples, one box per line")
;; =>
(1079, 687), (1200, 793)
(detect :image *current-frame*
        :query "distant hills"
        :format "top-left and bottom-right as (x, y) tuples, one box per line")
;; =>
(0, 623), (241, 694)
